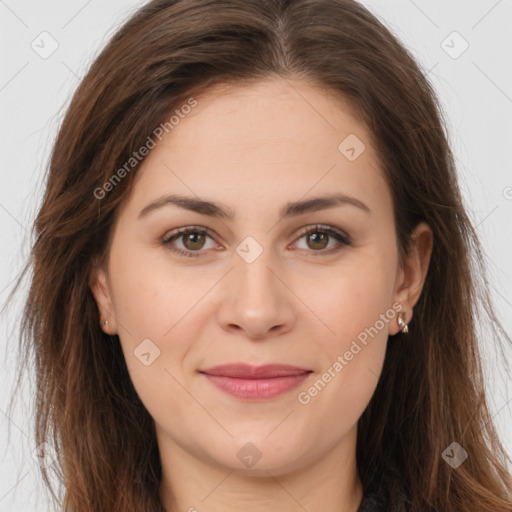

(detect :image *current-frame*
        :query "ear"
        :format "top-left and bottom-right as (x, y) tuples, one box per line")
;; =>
(89, 260), (117, 335)
(390, 221), (433, 335)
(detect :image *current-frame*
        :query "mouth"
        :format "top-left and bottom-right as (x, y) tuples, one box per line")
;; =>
(198, 363), (313, 400)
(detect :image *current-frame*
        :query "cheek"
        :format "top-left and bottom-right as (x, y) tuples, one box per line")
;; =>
(109, 241), (204, 337)
(303, 257), (395, 348)
(295, 257), (393, 413)
(107, 246), (207, 392)
(109, 258), (203, 427)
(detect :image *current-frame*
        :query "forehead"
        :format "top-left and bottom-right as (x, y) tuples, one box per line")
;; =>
(126, 78), (389, 218)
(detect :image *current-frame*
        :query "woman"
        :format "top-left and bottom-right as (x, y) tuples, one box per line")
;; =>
(6, 0), (512, 510)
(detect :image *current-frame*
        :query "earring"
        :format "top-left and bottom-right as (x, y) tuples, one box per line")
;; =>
(397, 312), (409, 333)
(101, 320), (109, 327)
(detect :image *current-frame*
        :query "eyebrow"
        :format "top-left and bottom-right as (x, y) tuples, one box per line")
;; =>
(138, 192), (371, 220)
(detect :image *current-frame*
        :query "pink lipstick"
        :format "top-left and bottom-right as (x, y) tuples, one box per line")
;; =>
(199, 363), (312, 400)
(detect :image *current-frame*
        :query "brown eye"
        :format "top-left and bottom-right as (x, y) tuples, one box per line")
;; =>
(294, 225), (351, 255)
(162, 226), (216, 258)
(182, 232), (206, 250)
(306, 231), (329, 250)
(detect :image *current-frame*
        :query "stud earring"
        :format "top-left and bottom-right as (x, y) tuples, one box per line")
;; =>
(101, 320), (109, 327)
(397, 312), (409, 333)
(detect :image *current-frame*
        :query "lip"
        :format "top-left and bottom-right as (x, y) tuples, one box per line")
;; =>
(199, 363), (312, 400)
(200, 363), (311, 378)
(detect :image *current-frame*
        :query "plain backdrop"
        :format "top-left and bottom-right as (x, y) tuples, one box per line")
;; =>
(1, 0), (511, 510)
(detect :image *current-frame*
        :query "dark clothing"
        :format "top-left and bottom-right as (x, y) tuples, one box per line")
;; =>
(357, 472), (389, 512)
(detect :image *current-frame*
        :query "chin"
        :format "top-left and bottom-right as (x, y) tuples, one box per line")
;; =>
(203, 439), (309, 476)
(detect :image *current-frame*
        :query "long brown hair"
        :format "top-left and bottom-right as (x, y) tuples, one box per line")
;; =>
(4, 0), (512, 510)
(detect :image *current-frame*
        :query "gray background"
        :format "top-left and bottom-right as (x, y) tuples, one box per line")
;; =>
(1, 0), (511, 509)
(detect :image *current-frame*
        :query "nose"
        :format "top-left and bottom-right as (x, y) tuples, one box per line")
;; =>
(216, 247), (296, 340)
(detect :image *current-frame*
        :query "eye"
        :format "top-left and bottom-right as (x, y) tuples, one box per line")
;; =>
(292, 224), (351, 255)
(161, 224), (351, 258)
(161, 226), (218, 257)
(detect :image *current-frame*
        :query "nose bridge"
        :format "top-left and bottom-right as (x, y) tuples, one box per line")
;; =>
(234, 239), (281, 311)
(217, 235), (295, 337)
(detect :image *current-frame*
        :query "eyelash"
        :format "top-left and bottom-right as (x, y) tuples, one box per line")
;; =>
(161, 224), (351, 258)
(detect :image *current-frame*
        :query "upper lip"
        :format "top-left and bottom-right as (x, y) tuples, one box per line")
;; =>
(199, 363), (311, 379)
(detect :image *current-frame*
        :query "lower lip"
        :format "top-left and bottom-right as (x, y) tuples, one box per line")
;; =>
(202, 373), (311, 400)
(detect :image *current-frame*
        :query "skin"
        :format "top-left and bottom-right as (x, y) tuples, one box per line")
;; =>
(90, 78), (433, 512)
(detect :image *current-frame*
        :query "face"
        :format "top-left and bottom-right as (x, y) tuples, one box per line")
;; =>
(90, 78), (432, 477)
